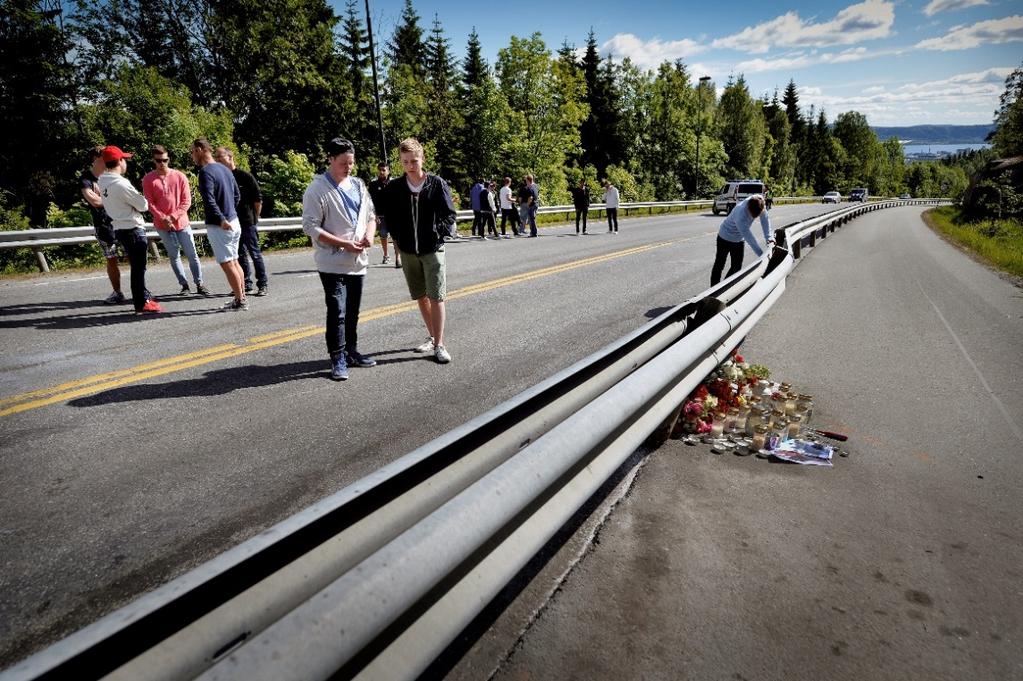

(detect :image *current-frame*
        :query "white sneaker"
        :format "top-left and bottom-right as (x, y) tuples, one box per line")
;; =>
(434, 345), (451, 364)
(414, 336), (435, 353)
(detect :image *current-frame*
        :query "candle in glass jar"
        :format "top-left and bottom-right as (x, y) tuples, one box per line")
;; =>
(784, 392), (798, 415)
(726, 407), (740, 433)
(751, 425), (768, 450)
(797, 394), (814, 424)
(787, 414), (803, 439)
(710, 412), (725, 437)
(769, 409), (786, 428)
(746, 406), (765, 435)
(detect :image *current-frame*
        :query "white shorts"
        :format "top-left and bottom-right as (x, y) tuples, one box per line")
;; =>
(206, 217), (241, 263)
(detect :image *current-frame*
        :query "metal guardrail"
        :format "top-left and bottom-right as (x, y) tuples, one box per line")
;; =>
(0, 196), (839, 272)
(0, 198), (944, 681)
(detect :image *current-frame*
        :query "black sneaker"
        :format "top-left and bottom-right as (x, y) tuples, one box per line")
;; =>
(195, 283), (212, 296)
(345, 350), (378, 368)
(180, 284), (190, 294)
(254, 286), (268, 297)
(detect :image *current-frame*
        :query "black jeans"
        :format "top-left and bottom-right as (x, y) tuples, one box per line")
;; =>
(116, 228), (149, 312)
(480, 210), (497, 235)
(575, 208), (587, 232)
(471, 210), (483, 236)
(500, 208), (520, 235)
(710, 236), (745, 285)
(238, 223), (267, 288)
(606, 208), (618, 232)
(319, 272), (364, 359)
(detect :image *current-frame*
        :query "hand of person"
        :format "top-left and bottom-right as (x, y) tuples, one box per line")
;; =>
(164, 216), (174, 229)
(359, 236), (372, 248)
(221, 219), (232, 231)
(341, 240), (364, 253)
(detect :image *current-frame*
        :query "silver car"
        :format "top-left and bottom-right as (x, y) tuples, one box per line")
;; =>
(822, 191), (841, 204)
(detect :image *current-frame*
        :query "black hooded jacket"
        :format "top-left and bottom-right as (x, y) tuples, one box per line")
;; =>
(378, 174), (457, 255)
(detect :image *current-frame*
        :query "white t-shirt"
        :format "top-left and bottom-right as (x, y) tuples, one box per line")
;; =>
(604, 185), (620, 209)
(499, 185), (513, 210)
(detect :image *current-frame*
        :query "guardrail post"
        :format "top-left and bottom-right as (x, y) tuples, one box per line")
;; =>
(33, 247), (49, 273)
(148, 240), (161, 260)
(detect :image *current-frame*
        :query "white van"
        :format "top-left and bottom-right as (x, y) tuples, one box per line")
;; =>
(712, 180), (765, 215)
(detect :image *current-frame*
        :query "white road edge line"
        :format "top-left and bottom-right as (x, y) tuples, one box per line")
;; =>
(915, 279), (1023, 443)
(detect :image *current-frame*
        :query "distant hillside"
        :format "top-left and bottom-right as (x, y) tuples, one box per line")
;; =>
(870, 124), (994, 144)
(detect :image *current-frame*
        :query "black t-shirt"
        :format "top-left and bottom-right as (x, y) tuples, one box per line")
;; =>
(80, 170), (114, 238)
(368, 177), (389, 212)
(232, 168), (262, 228)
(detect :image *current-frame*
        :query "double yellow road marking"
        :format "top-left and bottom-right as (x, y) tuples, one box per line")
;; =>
(1, 239), (684, 418)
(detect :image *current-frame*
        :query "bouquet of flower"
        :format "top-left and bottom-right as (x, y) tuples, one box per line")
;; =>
(676, 349), (772, 435)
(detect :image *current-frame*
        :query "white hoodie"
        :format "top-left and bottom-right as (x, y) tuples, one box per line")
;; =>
(97, 172), (148, 231)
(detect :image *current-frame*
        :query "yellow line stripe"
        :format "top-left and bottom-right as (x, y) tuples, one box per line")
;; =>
(0, 238), (695, 417)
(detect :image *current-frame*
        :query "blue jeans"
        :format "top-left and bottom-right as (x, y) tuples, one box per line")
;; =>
(520, 204), (537, 236)
(156, 227), (203, 286)
(115, 228), (150, 312)
(319, 272), (364, 359)
(238, 224), (267, 288)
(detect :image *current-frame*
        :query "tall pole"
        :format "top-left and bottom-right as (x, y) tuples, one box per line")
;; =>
(364, 0), (387, 165)
(696, 75), (711, 198)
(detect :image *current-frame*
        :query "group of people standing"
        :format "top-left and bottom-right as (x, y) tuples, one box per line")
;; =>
(83, 132), (774, 383)
(81, 138), (269, 315)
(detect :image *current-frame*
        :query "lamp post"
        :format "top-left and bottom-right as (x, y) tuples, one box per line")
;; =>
(695, 75), (711, 198)
(364, 0), (387, 165)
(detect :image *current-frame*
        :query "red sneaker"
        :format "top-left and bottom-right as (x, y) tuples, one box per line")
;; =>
(136, 299), (163, 315)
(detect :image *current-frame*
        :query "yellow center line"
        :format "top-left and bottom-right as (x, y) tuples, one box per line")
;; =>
(0, 237), (699, 418)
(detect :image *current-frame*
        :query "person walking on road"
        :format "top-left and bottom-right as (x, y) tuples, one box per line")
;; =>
(710, 194), (775, 285)
(570, 178), (590, 234)
(378, 137), (457, 364)
(603, 180), (620, 233)
(498, 176), (519, 237)
(81, 146), (125, 304)
(143, 145), (209, 296)
(214, 146), (268, 297)
(97, 146), (162, 316)
(368, 163), (400, 268)
(190, 137), (246, 311)
(301, 137), (378, 381)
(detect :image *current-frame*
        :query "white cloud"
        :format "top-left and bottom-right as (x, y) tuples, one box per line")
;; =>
(863, 85), (886, 93)
(922, 0), (988, 17)
(601, 33), (705, 70)
(794, 67), (1012, 124)
(734, 46), (885, 73)
(712, 0), (895, 54)
(916, 15), (1023, 50)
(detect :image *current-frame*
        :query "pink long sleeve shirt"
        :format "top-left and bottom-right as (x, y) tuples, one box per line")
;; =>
(142, 169), (192, 231)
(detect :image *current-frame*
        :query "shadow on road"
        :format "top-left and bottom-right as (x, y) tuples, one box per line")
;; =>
(69, 359), (330, 406)
(0, 297), (236, 330)
(645, 306), (675, 319)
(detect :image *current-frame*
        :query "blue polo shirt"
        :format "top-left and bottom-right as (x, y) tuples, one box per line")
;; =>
(198, 162), (241, 225)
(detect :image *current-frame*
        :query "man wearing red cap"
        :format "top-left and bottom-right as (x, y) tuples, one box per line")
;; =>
(97, 146), (162, 315)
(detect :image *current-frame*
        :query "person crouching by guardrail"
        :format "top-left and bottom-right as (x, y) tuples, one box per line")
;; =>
(97, 146), (163, 316)
(379, 137), (457, 364)
(191, 137), (247, 311)
(710, 194), (775, 285)
(301, 138), (378, 381)
(80, 146), (126, 305)
(142, 145), (209, 297)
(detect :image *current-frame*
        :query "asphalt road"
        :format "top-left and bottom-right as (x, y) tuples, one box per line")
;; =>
(0, 203), (840, 667)
(488, 206), (1023, 680)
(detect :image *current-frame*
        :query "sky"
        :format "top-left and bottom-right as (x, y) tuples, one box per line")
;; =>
(340, 0), (1022, 127)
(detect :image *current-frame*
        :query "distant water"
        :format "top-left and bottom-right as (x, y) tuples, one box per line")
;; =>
(902, 143), (990, 155)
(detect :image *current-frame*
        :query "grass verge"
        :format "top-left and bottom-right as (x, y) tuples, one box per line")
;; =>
(923, 206), (1023, 279)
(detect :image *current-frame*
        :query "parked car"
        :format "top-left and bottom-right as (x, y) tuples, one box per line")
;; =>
(712, 180), (766, 215)
(849, 188), (868, 202)
(822, 191), (841, 204)
(899, 193), (911, 199)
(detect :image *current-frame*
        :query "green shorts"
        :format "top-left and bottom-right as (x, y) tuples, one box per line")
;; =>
(400, 248), (446, 301)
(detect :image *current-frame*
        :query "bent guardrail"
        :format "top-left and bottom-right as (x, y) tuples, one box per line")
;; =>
(0, 198), (945, 681)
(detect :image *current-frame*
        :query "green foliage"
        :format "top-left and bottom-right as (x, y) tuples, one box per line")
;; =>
(925, 206), (1023, 278)
(604, 165), (653, 202)
(257, 150), (316, 217)
(717, 76), (767, 181)
(905, 162), (968, 200)
(992, 61), (1023, 158)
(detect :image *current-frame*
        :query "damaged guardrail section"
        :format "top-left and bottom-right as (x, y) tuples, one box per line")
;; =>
(1, 200), (942, 681)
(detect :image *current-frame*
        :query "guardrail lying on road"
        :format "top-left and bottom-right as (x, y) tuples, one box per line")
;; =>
(0, 196), (884, 272)
(0, 198), (948, 681)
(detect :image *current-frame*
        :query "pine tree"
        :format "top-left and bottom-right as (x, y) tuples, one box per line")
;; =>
(422, 16), (459, 179)
(782, 79), (804, 144)
(388, 0), (425, 78)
